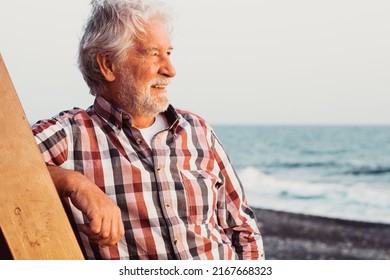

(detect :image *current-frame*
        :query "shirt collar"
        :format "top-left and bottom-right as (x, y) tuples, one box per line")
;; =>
(93, 95), (180, 130)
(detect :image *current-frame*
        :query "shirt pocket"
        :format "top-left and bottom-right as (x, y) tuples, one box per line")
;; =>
(179, 170), (219, 225)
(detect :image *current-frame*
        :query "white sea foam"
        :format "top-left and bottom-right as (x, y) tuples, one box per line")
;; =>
(239, 166), (390, 224)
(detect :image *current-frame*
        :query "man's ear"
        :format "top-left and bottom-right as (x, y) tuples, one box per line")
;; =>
(96, 52), (116, 82)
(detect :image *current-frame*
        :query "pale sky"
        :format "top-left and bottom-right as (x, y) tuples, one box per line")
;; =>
(1, 0), (389, 125)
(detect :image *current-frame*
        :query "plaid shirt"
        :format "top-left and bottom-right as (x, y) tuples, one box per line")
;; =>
(32, 96), (264, 260)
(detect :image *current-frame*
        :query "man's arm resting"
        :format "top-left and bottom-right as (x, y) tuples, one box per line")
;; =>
(47, 165), (124, 247)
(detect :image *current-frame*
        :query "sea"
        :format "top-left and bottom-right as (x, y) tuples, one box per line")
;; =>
(213, 125), (390, 224)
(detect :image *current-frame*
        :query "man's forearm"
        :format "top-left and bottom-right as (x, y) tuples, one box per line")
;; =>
(47, 165), (83, 197)
(46, 165), (125, 246)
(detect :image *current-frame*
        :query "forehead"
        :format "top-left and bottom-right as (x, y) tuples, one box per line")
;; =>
(136, 19), (172, 49)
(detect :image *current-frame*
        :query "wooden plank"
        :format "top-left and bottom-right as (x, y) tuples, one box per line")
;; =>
(0, 54), (84, 260)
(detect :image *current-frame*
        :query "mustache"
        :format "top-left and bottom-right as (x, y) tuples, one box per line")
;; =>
(149, 76), (170, 86)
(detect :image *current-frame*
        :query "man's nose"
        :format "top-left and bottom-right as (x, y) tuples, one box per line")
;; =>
(159, 57), (176, 78)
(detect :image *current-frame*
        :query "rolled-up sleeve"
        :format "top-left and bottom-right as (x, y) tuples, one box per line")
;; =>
(32, 118), (69, 167)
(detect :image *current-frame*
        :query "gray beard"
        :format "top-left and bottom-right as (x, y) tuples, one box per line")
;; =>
(117, 70), (170, 119)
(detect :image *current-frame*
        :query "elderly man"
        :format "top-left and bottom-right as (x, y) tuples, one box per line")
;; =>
(32, 0), (264, 260)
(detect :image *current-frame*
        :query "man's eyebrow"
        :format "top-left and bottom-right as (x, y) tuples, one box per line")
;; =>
(145, 46), (174, 52)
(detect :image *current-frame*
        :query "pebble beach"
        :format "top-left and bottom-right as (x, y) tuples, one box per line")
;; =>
(254, 207), (390, 260)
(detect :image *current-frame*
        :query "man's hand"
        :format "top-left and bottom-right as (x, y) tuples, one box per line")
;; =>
(48, 165), (124, 247)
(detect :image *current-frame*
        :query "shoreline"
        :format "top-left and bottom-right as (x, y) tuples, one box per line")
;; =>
(253, 207), (390, 260)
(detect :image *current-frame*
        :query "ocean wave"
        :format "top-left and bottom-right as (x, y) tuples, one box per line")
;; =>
(267, 161), (338, 169)
(300, 148), (348, 155)
(263, 161), (390, 177)
(238, 166), (345, 200)
(345, 166), (390, 176)
(238, 166), (390, 224)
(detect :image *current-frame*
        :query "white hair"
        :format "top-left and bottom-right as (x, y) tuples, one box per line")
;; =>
(78, 0), (173, 96)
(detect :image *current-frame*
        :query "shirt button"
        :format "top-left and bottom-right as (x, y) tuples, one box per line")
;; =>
(174, 240), (178, 245)
(136, 139), (142, 145)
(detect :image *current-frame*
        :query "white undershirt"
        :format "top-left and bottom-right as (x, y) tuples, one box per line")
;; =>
(138, 113), (169, 147)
